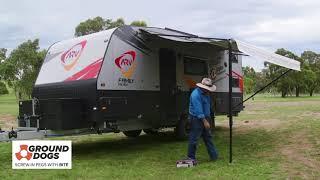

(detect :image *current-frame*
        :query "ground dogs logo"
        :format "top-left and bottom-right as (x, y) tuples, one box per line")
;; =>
(12, 141), (72, 169)
(61, 40), (87, 71)
(115, 51), (137, 78)
(15, 145), (32, 160)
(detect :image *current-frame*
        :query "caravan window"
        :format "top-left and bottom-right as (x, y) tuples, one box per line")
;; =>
(184, 56), (207, 76)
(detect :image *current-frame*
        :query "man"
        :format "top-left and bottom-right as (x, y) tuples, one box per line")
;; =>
(187, 78), (218, 161)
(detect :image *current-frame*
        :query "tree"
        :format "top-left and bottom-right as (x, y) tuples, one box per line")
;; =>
(243, 77), (254, 94)
(106, 18), (125, 29)
(130, 20), (147, 27)
(0, 48), (7, 80)
(242, 66), (271, 95)
(301, 51), (320, 65)
(75, 17), (147, 37)
(266, 48), (300, 97)
(0, 81), (8, 95)
(303, 65), (317, 96)
(75, 17), (106, 37)
(0, 48), (6, 61)
(1, 39), (46, 99)
(301, 51), (320, 96)
(75, 17), (126, 37)
(242, 66), (256, 94)
(254, 69), (271, 93)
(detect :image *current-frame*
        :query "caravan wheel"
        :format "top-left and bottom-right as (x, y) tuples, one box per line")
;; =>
(123, 130), (142, 138)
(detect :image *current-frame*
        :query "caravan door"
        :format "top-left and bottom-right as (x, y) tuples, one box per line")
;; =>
(159, 48), (178, 123)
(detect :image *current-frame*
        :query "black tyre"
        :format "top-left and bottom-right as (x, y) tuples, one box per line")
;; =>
(143, 129), (159, 135)
(175, 114), (190, 140)
(123, 130), (142, 137)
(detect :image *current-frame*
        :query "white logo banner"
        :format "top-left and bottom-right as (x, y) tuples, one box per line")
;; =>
(12, 140), (72, 169)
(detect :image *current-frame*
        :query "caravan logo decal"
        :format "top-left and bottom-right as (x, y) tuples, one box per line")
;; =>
(115, 51), (137, 79)
(61, 40), (87, 71)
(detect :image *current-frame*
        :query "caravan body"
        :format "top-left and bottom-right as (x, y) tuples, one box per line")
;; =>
(18, 26), (244, 133)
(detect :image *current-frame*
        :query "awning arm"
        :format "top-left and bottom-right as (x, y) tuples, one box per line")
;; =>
(233, 69), (292, 110)
(140, 28), (228, 41)
(164, 27), (199, 38)
(164, 27), (230, 41)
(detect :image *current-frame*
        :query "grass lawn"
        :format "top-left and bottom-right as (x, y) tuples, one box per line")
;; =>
(0, 94), (319, 179)
(0, 93), (18, 116)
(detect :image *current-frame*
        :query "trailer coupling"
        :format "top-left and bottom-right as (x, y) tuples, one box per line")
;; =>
(8, 127), (18, 139)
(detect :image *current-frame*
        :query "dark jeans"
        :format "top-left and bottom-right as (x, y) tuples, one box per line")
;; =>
(187, 116), (218, 160)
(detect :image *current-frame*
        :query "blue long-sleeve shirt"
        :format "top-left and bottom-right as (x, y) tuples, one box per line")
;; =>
(189, 87), (212, 120)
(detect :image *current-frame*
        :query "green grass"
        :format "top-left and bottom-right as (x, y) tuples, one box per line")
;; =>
(0, 94), (320, 179)
(0, 130), (279, 179)
(0, 93), (18, 116)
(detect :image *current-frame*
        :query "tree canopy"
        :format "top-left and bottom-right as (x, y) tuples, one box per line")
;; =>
(75, 17), (147, 37)
(0, 39), (46, 99)
(130, 20), (147, 27)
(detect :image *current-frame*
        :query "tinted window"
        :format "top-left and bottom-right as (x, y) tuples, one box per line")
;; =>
(184, 57), (207, 76)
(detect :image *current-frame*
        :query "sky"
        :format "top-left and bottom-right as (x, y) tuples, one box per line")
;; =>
(1, 0), (320, 70)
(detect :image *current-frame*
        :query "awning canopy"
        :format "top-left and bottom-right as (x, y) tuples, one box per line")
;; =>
(139, 27), (301, 71)
(235, 40), (300, 71)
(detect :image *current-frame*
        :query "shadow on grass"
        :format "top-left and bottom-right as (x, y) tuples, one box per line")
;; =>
(72, 127), (231, 156)
(72, 125), (276, 161)
(72, 131), (182, 156)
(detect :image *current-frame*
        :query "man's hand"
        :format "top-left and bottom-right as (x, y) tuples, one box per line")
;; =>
(203, 119), (211, 129)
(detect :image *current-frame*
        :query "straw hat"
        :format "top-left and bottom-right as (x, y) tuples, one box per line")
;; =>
(196, 78), (216, 92)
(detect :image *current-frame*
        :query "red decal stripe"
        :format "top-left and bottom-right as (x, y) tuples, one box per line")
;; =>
(64, 58), (103, 81)
(226, 71), (244, 93)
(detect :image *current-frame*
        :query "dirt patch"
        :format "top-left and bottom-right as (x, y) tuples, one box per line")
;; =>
(218, 118), (286, 134)
(300, 112), (320, 118)
(236, 119), (285, 132)
(242, 111), (268, 115)
(268, 101), (320, 107)
(244, 100), (320, 111)
(280, 131), (320, 178)
(0, 114), (17, 130)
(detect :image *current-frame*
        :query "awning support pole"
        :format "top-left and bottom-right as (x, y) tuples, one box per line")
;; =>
(228, 39), (233, 163)
(233, 69), (292, 110)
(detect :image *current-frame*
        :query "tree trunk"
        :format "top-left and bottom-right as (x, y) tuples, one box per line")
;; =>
(310, 90), (314, 97)
(295, 86), (300, 97)
(281, 90), (287, 98)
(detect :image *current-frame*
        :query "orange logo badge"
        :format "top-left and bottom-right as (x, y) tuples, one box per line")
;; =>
(115, 51), (137, 78)
(15, 144), (33, 161)
(61, 40), (87, 71)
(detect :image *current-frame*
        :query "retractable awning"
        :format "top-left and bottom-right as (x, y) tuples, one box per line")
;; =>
(139, 27), (301, 71)
(235, 40), (300, 71)
(137, 26), (301, 164)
